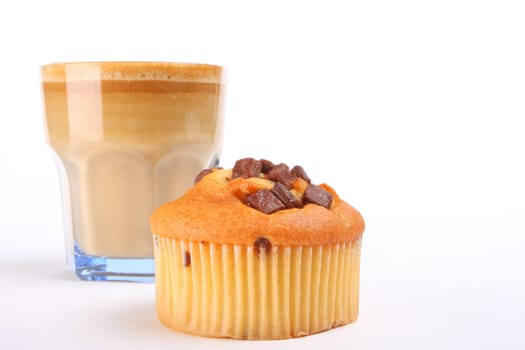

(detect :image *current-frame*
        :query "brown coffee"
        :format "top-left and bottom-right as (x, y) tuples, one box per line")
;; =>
(42, 62), (225, 260)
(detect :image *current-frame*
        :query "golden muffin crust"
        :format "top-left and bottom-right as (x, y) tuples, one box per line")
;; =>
(150, 167), (365, 246)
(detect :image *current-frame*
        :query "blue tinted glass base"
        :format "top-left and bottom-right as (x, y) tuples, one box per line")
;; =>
(71, 245), (154, 283)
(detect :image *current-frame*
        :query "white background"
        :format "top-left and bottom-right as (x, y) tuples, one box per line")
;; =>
(1, 0), (524, 349)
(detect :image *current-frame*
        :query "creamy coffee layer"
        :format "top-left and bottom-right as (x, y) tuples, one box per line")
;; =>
(42, 61), (224, 83)
(42, 62), (225, 258)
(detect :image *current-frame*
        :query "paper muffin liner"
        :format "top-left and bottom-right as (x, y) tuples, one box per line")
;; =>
(153, 235), (362, 339)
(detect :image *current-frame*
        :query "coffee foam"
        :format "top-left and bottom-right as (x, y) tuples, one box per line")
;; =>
(41, 62), (224, 83)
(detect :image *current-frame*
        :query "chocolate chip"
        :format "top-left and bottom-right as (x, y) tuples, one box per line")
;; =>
(245, 189), (286, 214)
(183, 250), (191, 267)
(291, 165), (311, 183)
(260, 159), (275, 173)
(303, 184), (333, 209)
(267, 163), (296, 189)
(271, 182), (302, 209)
(232, 158), (262, 179)
(254, 237), (272, 257)
(194, 168), (213, 184)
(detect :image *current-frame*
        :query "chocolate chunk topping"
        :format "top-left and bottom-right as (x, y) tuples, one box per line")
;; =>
(260, 159), (275, 173)
(218, 158), (336, 214)
(232, 158), (262, 179)
(183, 250), (191, 267)
(303, 184), (333, 209)
(271, 182), (302, 209)
(245, 189), (286, 214)
(254, 237), (272, 257)
(267, 163), (296, 189)
(194, 168), (213, 184)
(291, 165), (311, 183)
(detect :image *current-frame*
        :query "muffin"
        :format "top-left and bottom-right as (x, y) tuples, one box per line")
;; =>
(150, 158), (365, 339)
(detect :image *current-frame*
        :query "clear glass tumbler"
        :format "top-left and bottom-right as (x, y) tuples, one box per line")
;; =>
(41, 62), (226, 282)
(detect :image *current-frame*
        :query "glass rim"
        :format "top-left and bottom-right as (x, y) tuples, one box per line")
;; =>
(41, 61), (225, 83)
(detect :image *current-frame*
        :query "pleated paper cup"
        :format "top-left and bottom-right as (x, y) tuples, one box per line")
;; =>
(153, 235), (362, 339)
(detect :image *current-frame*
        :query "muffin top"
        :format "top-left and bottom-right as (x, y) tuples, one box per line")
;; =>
(150, 158), (365, 246)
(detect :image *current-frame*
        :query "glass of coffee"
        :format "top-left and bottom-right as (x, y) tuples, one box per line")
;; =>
(41, 62), (226, 282)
